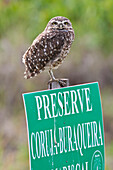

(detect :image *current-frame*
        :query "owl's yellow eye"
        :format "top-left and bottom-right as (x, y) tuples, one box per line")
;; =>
(52, 21), (57, 25)
(64, 22), (69, 25)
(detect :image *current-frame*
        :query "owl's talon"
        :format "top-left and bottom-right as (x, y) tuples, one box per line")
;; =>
(48, 78), (66, 87)
(58, 80), (66, 87)
(48, 78), (58, 84)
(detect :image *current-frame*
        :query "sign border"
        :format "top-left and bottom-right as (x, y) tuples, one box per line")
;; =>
(22, 81), (105, 170)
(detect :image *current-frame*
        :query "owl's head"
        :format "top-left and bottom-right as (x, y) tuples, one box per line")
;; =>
(45, 16), (73, 31)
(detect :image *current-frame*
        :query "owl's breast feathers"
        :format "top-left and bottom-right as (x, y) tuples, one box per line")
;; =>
(22, 29), (74, 79)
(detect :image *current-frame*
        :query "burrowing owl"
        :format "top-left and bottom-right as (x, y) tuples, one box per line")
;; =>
(22, 16), (75, 80)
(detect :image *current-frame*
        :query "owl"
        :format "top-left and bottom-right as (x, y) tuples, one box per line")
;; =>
(22, 16), (75, 81)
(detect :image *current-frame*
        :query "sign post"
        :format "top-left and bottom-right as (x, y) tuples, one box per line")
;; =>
(23, 82), (105, 170)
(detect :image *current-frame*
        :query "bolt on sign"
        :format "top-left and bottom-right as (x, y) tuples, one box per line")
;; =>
(23, 82), (105, 170)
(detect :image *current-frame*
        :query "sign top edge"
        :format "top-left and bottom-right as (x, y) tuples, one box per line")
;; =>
(22, 81), (99, 96)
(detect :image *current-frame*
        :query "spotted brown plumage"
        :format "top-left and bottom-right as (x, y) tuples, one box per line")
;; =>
(22, 16), (75, 79)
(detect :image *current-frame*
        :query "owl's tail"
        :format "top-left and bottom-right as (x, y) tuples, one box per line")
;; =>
(24, 67), (43, 79)
(24, 70), (38, 79)
(24, 70), (32, 79)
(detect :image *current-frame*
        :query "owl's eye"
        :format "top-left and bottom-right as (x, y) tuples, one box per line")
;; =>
(64, 22), (69, 25)
(52, 21), (57, 25)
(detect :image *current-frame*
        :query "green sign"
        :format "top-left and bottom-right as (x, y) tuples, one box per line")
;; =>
(23, 82), (105, 170)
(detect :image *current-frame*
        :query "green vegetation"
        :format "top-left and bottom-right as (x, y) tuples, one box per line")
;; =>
(0, 0), (113, 53)
(0, 0), (113, 169)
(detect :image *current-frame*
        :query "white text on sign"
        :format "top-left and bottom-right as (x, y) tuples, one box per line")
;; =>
(35, 88), (92, 120)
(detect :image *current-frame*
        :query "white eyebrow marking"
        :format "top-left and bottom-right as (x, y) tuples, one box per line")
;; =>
(51, 20), (62, 24)
(63, 20), (69, 23)
(57, 21), (62, 24)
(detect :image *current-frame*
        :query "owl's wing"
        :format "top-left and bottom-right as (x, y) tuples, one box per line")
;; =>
(22, 31), (65, 79)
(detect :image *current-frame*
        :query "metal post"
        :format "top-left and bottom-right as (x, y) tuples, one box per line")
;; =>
(48, 79), (69, 89)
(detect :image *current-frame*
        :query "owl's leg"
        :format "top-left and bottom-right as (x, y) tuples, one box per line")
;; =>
(48, 69), (66, 87)
(49, 69), (56, 80)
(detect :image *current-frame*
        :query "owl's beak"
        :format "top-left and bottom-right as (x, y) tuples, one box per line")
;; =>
(59, 24), (63, 29)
